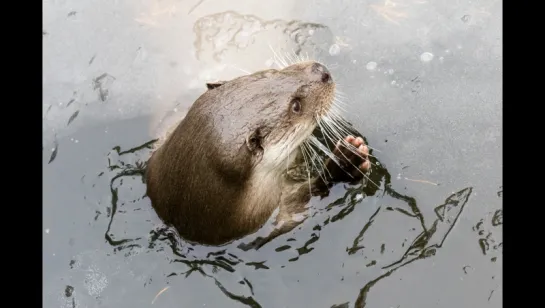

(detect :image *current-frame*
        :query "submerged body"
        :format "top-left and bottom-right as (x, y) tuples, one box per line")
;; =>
(146, 61), (370, 249)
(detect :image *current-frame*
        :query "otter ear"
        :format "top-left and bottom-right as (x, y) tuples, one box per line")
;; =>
(206, 81), (226, 90)
(246, 129), (263, 153)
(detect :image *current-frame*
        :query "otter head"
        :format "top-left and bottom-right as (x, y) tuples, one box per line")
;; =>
(201, 61), (335, 175)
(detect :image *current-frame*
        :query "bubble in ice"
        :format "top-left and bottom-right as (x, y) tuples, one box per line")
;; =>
(45, 228), (50, 234)
(308, 29), (315, 35)
(366, 61), (377, 71)
(84, 267), (108, 297)
(461, 15), (471, 23)
(391, 80), (397, 85)
(420, 52), (434, 62)
(329, 44), (341, 56)
(388, 69), (394, 75)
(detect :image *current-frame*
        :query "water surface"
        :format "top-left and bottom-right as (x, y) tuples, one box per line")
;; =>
(43, 0), (502, 307)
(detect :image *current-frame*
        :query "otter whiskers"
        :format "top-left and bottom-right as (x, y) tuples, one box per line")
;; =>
(268, 45), (311, 70)
(299, 141), (330, 193)
(268, 45), (381, 188)
(307, 122), (380, 189)
(298, 142), (314, 194)
(300, 139), (331, 184)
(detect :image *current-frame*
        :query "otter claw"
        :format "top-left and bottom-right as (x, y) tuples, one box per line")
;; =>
(324, 135), (371, 182)
(338, 136), (370, 171)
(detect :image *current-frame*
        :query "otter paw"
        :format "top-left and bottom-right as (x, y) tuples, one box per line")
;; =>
(327, 135), (370, 181)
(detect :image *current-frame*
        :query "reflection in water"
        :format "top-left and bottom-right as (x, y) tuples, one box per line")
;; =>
(466, 189), (502, 303)
(48, 138), (59, 164)
(354, 187), (472, 307)
(43, 0), (502, 306)
(102, 128), (472, 307)
(92, 73), (116, 102)
(104, 139), (157, 248)
(472, 206), (502, 260)
(67, 110), (80, 126)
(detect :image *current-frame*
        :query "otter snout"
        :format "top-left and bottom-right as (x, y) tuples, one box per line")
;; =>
(282, 61), (334, 84)
(310, 62), (332, 83)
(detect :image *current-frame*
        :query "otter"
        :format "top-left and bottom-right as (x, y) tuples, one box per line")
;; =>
(145, 61), (371, 250)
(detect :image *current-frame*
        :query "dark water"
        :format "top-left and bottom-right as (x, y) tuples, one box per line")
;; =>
(43, 0), (502, 307)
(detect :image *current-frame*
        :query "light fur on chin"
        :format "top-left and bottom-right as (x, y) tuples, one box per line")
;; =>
(259, 122), (317, 172)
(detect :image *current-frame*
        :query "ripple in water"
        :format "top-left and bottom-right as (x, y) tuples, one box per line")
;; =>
(92, 130), (474, 307)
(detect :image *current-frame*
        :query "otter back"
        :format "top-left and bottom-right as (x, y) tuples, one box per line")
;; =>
(146, 61), (337, 246)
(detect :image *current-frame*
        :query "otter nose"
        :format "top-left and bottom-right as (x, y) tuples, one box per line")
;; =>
(311, 62), (332, 83)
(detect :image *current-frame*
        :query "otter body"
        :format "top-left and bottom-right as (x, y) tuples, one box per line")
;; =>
(146, 61), (370, 248)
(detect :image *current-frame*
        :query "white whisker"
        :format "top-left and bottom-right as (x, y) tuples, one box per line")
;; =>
(308, 135), (381, 188)
(333, 97), (349, 108)
(284, 51), (296, 66)
(299, 144), (314, 197)
(318, 118), (379, 172)
(321, 115), (378, 161)
(268, 44), (288, 68)
(305, 140), (333, 180)
(264, 51), (381, 189)
(312, 127), (381, 189)
(229, 64), (251, 75)
(301, 142), (329, 185)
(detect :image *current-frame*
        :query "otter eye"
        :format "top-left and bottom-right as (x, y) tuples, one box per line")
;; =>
(291, 99), (302, 113)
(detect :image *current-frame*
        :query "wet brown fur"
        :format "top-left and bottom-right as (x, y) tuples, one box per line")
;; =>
(146, 61), (362, 248)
